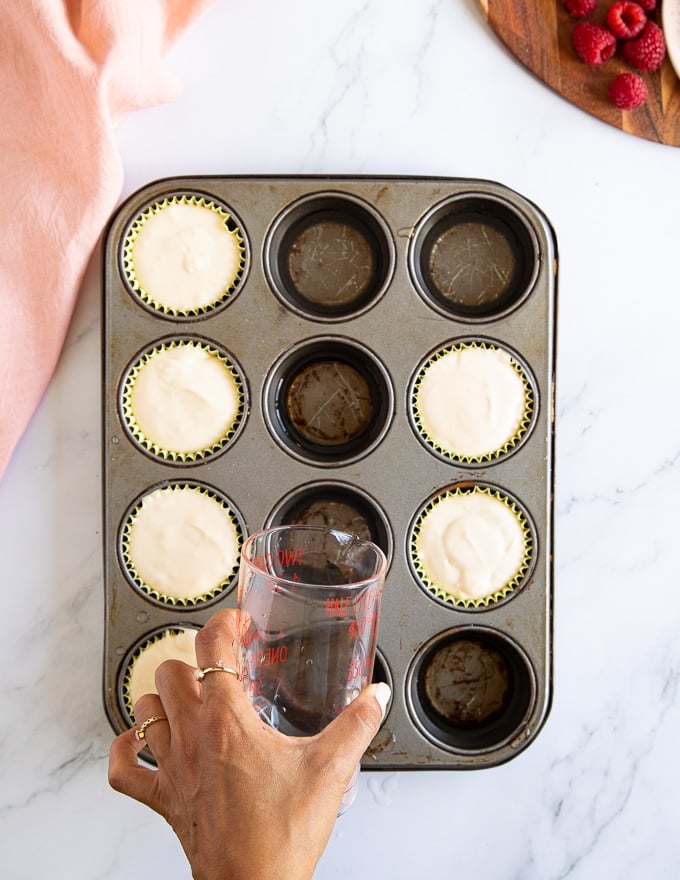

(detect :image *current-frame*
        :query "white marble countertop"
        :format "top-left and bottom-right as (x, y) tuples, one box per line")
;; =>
(2, 1), (680, 877)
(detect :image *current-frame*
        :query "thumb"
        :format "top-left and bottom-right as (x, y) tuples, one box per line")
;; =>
(314, 682), (391, 774)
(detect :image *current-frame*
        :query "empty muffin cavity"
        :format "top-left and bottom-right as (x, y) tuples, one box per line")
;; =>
(264, 192), (395, 320)
(263, 337), (394, 465)
(406, 627), (536, 753)
(408, 193), (539, 321)
(267, 481), (392, 562)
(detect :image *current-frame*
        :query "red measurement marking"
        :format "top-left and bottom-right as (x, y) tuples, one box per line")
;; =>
(348, 611), (380, 639)
(324, 585), (383, 619)
(324, 596), (353, 617)
(238, 626), (257, 649)
(235, 615), (251, 642)
(347, 656), (369, 680)
(250, 546), (305, 572)
(278, 547), (304, 567)
(257, 645), (289, 666)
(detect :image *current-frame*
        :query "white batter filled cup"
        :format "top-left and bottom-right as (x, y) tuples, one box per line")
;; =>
(236, 524), (387, 813)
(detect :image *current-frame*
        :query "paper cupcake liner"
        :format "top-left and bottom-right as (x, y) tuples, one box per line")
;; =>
(410, 484), (534, 609)
(120, 482), (244, 607)
(120, 626), (199, 724)
(410, 340), (535, 465)
(122, 193), (246, 317)
(120, 338), (246, 463)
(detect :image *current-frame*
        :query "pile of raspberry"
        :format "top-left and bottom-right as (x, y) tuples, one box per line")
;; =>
(562, 0), (666, 110)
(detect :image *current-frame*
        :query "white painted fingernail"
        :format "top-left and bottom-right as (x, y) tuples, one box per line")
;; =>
(373, 681), (391, 720)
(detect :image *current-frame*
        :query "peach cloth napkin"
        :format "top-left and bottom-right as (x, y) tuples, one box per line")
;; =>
(0, 0), (216, 480)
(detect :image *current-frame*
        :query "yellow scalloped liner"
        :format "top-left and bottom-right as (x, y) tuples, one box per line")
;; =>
(120, 627), (199, 723)
(120, 483), (244, 607)
(410, 485), (533, 609)
(121, 339), (245, 462)
(122, 194), (246, 317)
(411, 340), (534, 464)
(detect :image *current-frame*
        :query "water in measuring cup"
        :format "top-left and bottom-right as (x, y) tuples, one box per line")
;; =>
(243, 617), (370, 737)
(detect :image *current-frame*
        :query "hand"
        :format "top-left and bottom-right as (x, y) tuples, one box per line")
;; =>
(108, 609), (390, 880)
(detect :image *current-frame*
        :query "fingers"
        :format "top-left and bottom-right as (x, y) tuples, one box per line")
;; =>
(154, 658), (201, 722)
(313, 682), (391, 776)
(108, 726), (161, 811)
(133, 692), (171, 760)
(192, 609), (263, 738)
(194, 609), (249, 705)
(194, 608), (242, 670)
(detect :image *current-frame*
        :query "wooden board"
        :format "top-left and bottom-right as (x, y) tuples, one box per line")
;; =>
(477, 0), (680, 146)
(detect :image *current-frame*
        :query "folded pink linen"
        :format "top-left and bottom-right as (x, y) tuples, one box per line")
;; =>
(0, 0), (216, 480)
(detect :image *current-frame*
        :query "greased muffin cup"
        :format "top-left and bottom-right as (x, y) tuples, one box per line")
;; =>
(102, 175), (556, 771)
(121, 193), (248, 318)
(262, 336), (394, 466)
(266, 480), (393, 565)
(263, 191), (395, 321)
(407, 191), (540, 321)
(406, 627), (537, 754)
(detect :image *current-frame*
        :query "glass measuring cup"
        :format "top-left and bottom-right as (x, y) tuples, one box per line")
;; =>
(236, 524), (387, 812)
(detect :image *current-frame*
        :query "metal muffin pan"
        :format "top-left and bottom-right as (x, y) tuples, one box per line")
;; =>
(102, 175), (557, 770)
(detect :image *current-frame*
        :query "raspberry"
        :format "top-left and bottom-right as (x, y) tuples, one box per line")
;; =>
(622, 20), (666, 70)
(562, 0), (597, 17)
(608, 72), (647, 108)
(605, 2), (647, 39)
(572, 22), (618, 65)
(636, 0), (656, 10)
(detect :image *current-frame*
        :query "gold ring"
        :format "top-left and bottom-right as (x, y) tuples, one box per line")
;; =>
(194, 664), (241, 682)
(134, 715), (168, 741)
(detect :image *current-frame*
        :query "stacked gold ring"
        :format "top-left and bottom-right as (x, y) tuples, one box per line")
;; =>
(194, 664), (241, 682)
(134, 715), (168, 740)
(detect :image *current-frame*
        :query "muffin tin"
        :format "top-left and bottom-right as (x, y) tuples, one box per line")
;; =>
(102, 175), (557, 769)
